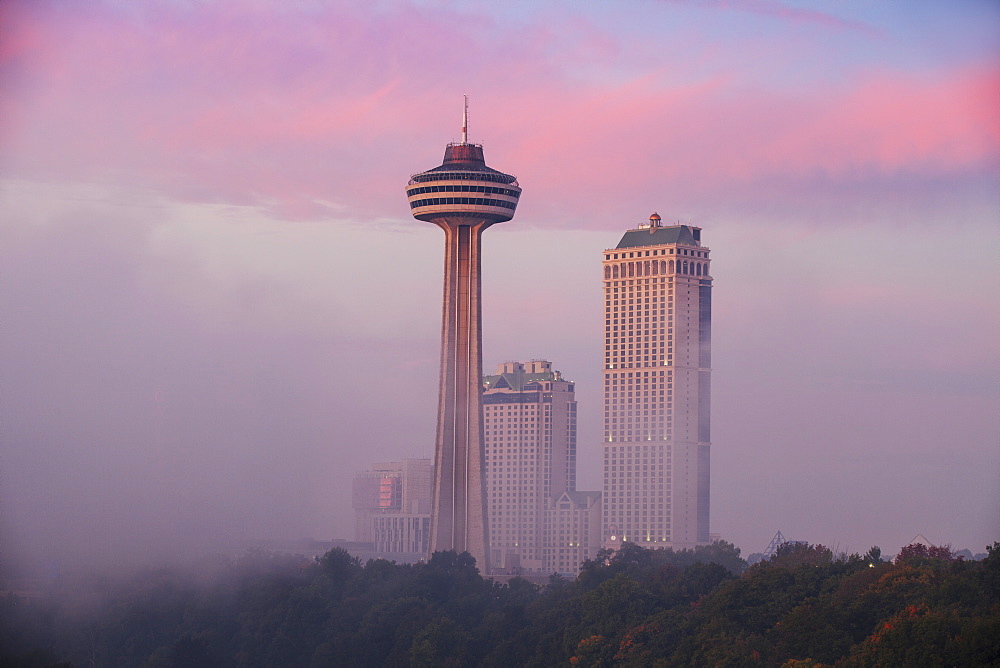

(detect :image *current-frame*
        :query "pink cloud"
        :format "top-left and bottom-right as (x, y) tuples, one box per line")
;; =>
(663, 0), (882, 36)
(760, 67), (1000, 173)
(1, 1), (997, 227)
(499, 62), (999, 224)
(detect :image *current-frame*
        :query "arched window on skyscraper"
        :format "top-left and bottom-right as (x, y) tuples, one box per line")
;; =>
(605, 266), (611, 279)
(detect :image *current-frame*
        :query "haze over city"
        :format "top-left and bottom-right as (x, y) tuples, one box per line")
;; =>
(2, 0), (998, 576)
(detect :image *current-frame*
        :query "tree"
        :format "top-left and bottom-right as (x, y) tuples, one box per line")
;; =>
(896, 542), (954, 563)
(317, 547), (362, 585)
(769, 542), (833, 568)
(579, 574), (656, 639)
(691, 540), (748, 575)
(409, 616), (471, 667)
(864, 546), (883, 566)
(569, 634), (613, 667)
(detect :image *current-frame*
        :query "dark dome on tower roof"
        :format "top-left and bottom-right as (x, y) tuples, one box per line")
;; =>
(411, 142), (517, 179)
(408, 142), (519, 186)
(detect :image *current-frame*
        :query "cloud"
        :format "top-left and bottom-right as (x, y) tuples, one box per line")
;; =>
(2, 1), (996, 229)
(660, 0), (881, 36)
(506, 63), (999, 226)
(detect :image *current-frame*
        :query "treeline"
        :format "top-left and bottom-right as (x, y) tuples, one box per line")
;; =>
(2, 541), (998, 666)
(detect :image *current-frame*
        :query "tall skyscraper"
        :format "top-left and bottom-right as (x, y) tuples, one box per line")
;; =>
(602, 213), (711, 550)
(406, 101), (521, 572)
(482, 360), (578, 572)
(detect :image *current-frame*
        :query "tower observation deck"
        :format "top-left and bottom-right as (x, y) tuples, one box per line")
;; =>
(406, 100), (521, 573)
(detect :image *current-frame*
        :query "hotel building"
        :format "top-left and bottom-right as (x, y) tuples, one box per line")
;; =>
(602, 213), (712, 550)
(483, 361), (600, 574)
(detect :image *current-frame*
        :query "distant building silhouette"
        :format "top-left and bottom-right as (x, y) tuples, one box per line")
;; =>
(352, 459), (432, 562)
(602, 213), (712, 550)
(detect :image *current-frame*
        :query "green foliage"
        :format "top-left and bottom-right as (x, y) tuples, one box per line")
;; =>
(3, 543), (998, 666)
(865, 545), (883, 565)
(409, 616), (471, 667)
(317, 547), (361, 583)
(769, 541), (834, 568)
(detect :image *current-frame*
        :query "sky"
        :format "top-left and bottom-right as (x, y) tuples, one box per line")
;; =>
(1, 0), (998, 574)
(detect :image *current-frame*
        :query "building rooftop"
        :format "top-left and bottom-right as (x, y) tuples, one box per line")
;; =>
(408, 142), (518, 184)
(616, 224), (700, 249)
(552, 489), (602, 508)
(483, 370), (560, 391)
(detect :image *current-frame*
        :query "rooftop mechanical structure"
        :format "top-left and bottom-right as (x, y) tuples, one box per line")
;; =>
(762, 530), (807, 559)
(406, 99), (521, 573)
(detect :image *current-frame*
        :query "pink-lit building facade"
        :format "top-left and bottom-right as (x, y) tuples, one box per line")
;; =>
(483, 360), (601, 575)
(602, 214), (712, 551)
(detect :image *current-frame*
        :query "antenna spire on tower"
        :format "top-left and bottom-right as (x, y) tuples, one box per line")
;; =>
(462, 94), (468, 144)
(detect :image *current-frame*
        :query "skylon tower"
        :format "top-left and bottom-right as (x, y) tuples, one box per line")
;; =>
(406, 100), (521, 572)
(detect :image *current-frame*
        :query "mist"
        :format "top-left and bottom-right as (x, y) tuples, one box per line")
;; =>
(2, 0), (999, 581)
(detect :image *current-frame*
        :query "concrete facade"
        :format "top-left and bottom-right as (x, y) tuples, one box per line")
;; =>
(406, 124), (521, 573)
(601, 213), (712, 550)
(484, 361), (570, 572)
(545, 490), (603, 575)
(483, 360), (601, 575)
(372, 515), (433, 559)
(352, 459), (433, 559)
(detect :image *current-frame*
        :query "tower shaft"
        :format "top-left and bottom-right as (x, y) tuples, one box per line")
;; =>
(406, 106), (521, 574)
(430, 220), (491, 569)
